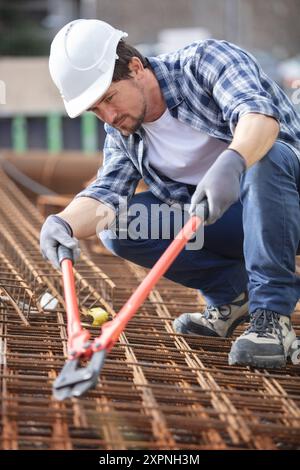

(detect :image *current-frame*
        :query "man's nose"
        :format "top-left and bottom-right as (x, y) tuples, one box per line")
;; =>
(95, 105), (117, 125)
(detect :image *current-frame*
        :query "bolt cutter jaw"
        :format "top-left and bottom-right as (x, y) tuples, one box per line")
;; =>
(53, 349), (107, 400)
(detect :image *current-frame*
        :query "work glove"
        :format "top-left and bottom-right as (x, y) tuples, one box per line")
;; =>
(189, 149), (246, 225)
(40, 215), (80, 269)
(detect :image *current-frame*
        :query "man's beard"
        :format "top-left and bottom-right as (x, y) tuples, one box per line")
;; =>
(113, 86), (147, 136)
(120, 110), (146, 135)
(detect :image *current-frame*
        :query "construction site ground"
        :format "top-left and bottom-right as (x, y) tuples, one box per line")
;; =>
(1, 168), (300, 450)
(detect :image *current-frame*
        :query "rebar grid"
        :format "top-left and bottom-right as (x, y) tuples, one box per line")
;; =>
(0, 170), (115, 316)
(0, 251), (39, 326)
(0, 170), (300, 449)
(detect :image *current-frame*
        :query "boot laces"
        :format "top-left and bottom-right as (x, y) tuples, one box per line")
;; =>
(247, 309), (281, 339)
(204, 305), (230, 321)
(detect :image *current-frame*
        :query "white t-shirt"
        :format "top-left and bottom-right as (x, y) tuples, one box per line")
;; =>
(142, 108), (228, 185)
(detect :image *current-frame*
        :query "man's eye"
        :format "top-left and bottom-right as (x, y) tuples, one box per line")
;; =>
(105, 95), (113, 103)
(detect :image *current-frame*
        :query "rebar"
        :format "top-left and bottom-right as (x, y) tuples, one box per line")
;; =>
(0, 169), (300, 450)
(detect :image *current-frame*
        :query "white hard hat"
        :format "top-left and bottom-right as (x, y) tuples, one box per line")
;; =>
(49, 19), (128, 118)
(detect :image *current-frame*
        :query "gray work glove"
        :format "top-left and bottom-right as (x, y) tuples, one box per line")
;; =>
(40, 215), (80, 269)
(189, 149), (246, 225)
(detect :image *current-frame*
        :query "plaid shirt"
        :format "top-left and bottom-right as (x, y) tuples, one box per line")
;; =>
(77, 39), (300, 214)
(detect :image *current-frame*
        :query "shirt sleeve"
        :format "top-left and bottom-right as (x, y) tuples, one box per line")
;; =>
(196, 41), (281, 134)
(75, 132), (141, 217)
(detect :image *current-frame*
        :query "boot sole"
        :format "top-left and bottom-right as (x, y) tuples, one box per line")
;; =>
(228, 350), (286, 368)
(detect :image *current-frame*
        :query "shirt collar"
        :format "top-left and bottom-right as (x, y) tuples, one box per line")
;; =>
(147, 56), (183, 110)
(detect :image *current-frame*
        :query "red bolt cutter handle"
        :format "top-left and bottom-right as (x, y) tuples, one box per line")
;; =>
(53, 200), (208, 399)
(58, 246), (90, 358)
(93, 203), (208, 352)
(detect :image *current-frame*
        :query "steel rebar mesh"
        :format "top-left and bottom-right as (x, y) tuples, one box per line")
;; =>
(1, 169), (300, 450)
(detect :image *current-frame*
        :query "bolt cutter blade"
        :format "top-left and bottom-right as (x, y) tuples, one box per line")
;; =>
(53, 358), (93, 390)
(53, 384), (74, 401)
(52, 350), (107, 400)
(70, 350), (107, 398)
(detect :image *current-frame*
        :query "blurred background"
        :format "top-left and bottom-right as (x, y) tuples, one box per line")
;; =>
(0, 0), (299, 212)
(1, 2), (300, 447)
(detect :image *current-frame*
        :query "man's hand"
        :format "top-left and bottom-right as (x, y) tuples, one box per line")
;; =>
(189, 149), (246, 225)
(40, 215), (80, 269)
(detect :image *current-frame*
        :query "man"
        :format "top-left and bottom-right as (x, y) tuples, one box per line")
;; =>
(41, 19), (300, 369)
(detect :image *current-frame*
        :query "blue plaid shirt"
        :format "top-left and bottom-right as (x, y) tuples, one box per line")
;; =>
(77, 39), (300, 214)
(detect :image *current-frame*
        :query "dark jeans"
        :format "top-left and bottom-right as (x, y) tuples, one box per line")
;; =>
(100, 142), (300, 316)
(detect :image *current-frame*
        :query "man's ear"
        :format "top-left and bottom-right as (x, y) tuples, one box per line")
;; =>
(128, 57), (144, 77)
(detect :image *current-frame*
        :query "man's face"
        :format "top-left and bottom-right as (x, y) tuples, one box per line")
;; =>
(89, 78), (147, 136)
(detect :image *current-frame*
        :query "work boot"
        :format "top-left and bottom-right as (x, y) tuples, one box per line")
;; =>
(172, 291), (248, 338)
(229, 309), (297, 368)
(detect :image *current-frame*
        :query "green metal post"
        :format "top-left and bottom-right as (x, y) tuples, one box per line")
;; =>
(12, 115), (27, 153)
(81, 113), (98, 153)
(47, 113), (63, 153)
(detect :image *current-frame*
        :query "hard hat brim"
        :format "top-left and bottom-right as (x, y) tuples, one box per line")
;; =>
(63, 64), (114, 118)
